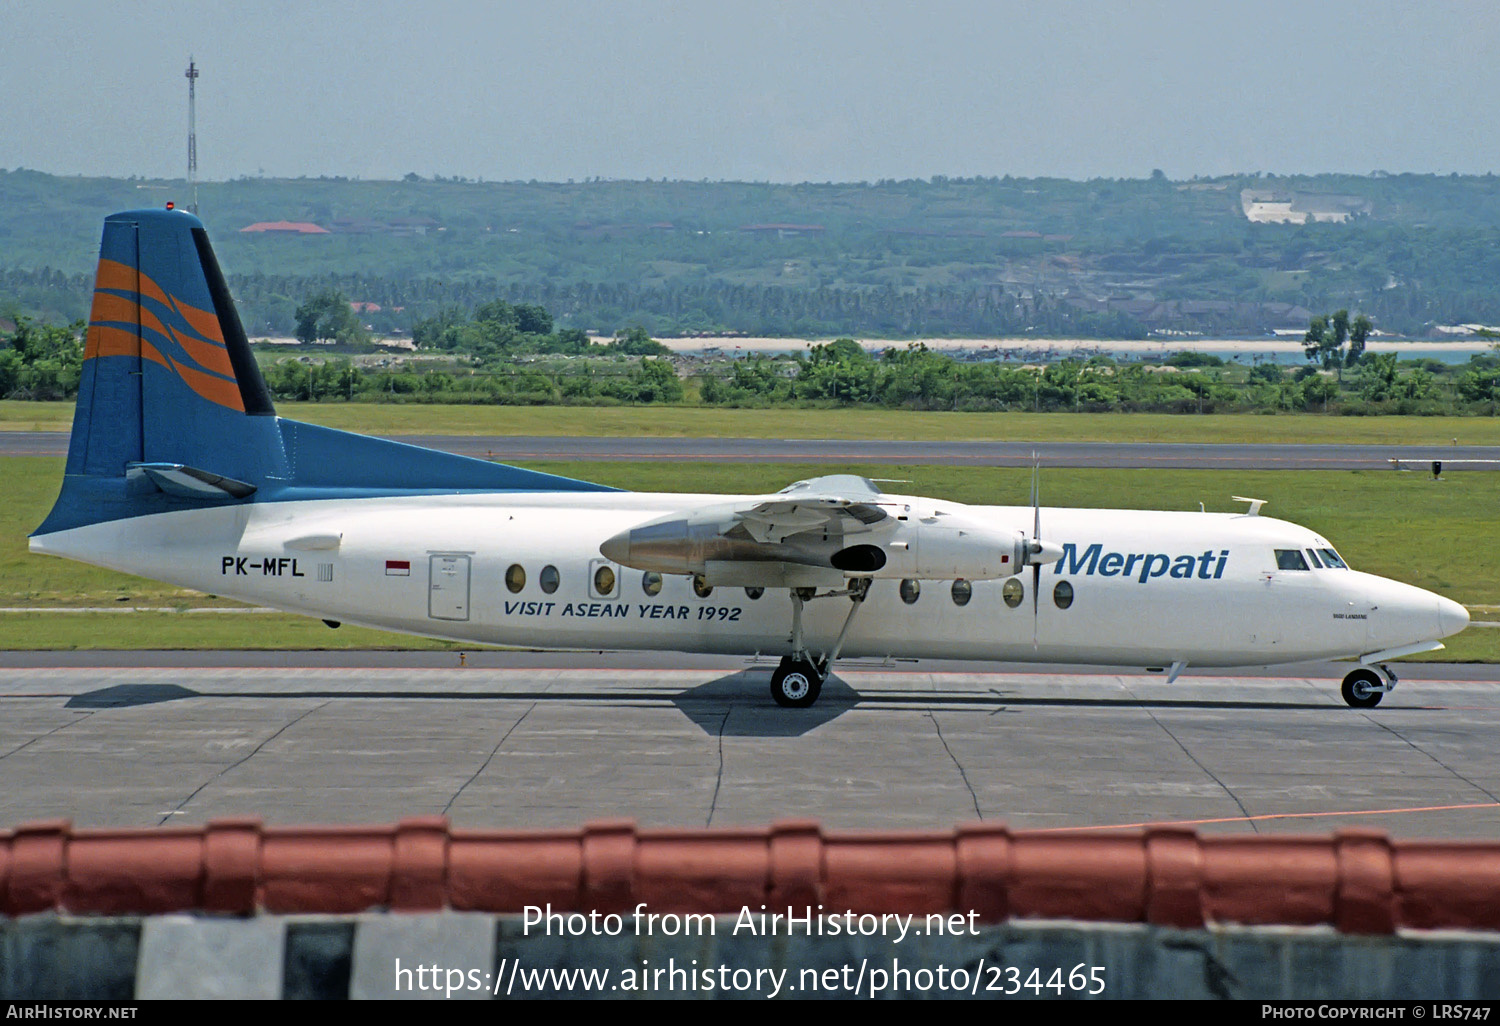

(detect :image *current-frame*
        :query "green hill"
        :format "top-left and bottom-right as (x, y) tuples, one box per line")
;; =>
(3, 169), (1499, 339)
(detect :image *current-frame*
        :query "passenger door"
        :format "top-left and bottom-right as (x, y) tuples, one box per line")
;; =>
(429, 554), (471, 621)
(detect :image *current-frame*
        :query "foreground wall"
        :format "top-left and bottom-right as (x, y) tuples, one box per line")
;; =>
(6, 913), (1500, 999)
(4, 818), (1500, 999)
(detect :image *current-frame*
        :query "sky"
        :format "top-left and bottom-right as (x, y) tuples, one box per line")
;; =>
(3, 0), (1499, 183)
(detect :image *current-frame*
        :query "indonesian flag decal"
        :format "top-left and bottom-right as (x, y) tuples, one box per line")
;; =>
(385, 560), (411, 576)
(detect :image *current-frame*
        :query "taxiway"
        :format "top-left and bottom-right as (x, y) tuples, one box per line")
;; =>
(0, 654), (1495, 837)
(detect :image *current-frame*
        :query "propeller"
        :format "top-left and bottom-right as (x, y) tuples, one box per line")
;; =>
(1030, 456), (1041, 647)
(1023, 454), (1065, 648)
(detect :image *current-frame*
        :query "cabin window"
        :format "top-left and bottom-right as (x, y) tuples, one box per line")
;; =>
(899, 579), (921, 604)
(1002, 578), (1024, 609)
(642, 571), (662, 596)
(593, 565), (616, 597)
(1274, 549), (1310, 571)
(1053, 580), (1074, 610)
(745, 587), (764, 600)
(1319, 548), (1348, 569)
(951, 579), (972, 606)
(540, 564), (560, 593)
(1306, 548), (1324, 568)
(504, 563), (526, 594)
(692, 574), (713, 598)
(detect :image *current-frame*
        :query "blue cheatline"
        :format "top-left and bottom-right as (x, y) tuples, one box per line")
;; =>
(34, 208), (615, 537)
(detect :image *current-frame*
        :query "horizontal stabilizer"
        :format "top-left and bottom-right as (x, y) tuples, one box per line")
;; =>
(129, 463), (257, 499)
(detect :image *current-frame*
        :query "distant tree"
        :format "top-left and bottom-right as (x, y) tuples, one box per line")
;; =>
(1329, 309), (1350, 381)
(0, 316), (84, 398)
(1397, 367), (1440, 402)
(474, 299), (519, 328)
(627, 357), (684, 402)
(294, 289), (368, 345)
(1167, 350), (1224, 368)
(1458, 365), (1500, 404)
(1247, 363), (1283, 385)
(513, 303), (553, 335)
(1347, 314), (1372, 366)
(1304, 309), (1366, 379)
(1331, 309), (1350, 347)
(411, 307), (468, 350)
(1360, 352), (1401, 402)
(607, 326), (670, 356)
(1303, 314), (1331, 366)
(805, 337), (870, 367)
(1301, 373), (1340, 409)
(6, 316), (83, 366)
(0, 349), (22, 395)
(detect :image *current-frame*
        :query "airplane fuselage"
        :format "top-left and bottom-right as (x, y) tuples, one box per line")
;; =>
(29, 490), (1465, 669)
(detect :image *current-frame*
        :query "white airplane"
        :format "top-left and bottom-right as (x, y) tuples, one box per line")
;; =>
(29, 208), (1470, 709)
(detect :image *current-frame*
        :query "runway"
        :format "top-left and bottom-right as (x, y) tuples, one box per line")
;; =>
(1, 653), (1497, 837)
(4, 431), (1498, 469)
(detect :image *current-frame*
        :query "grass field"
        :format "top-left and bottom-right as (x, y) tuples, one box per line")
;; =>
(6, 400), (1500, 445)
(5, 456), (1495, 659)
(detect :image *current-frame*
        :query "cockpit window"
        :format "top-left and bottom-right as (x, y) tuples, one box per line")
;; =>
(1306, 548), (1324, 568)
(1275, 549), (1310, 571)
(1319, 548), (1348, 569)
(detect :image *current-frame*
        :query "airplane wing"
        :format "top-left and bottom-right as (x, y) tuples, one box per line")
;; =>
(601, 473), (1027, 584)
(733, 475), (891, 544)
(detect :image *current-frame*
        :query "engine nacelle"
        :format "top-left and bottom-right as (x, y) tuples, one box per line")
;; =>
(849, 514), (1027, 581)
(600, 506), (1030, 581)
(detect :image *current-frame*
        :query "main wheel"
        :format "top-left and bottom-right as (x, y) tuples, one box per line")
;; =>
(770, 659), (823, 708)
(1341, 668), (1385, 709)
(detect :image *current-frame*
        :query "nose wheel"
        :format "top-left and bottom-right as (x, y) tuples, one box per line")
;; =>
(1341, 667), (1390, 708)
(770, 657), (824, 708)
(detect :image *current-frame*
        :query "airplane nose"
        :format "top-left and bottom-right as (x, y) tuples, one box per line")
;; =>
(1437, 596), (1470, 638)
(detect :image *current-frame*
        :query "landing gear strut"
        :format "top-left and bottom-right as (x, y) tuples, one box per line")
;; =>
(768, 580), (871, 708)
(1341, 665), (1396, 709)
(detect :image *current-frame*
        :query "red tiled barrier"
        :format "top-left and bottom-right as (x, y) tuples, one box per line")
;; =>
(2, 818), (1499, 934)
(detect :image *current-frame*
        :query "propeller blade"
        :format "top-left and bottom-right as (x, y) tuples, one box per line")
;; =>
(1026, 450), (1038, 540)
(1030, 453), (1043, 648)
(1031, 561), (1040, 648)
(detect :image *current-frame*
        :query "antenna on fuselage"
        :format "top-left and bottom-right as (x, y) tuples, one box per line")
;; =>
(1232, 496), (1267, 516)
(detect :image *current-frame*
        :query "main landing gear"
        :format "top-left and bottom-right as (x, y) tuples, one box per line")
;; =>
(1341, 665), (1397, 709)
(770, 656), (823, 708)
(769, 579), (871, 708)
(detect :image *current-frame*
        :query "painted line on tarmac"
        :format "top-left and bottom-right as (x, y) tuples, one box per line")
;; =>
(1036, 800), (1500, 832)
(0, 607), (281, 614)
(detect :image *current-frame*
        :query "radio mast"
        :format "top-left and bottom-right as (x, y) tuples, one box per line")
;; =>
(185, 58), (199, 214)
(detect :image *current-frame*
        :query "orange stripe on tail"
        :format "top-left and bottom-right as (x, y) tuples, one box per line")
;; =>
(87, 292), (236, 379)
(84, 324), (244, 412)
(166, 352), (245, 411)
(165, 324), (236, 379)
(93, 258), (226, 344)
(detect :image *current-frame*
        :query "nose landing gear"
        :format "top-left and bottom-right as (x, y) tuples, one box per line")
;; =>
(1341, 665), (1396, 708)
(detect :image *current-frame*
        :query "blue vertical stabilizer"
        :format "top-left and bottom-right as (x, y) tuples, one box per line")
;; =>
(34, 209), (613, 537)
